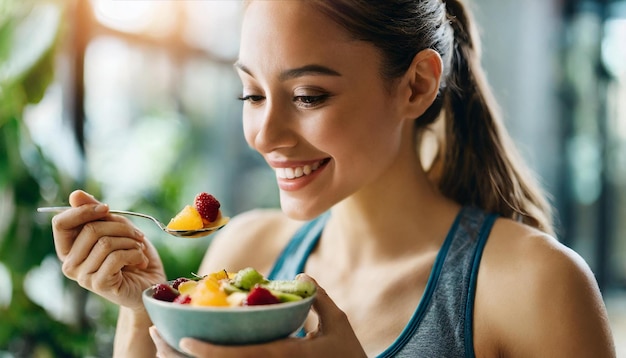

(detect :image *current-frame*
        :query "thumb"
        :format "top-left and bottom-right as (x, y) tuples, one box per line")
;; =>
(296, 274), (349, 335)
(69, 190), (102, 207)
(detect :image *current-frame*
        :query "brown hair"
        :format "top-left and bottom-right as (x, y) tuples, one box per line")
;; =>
(309, 0), (555, 235)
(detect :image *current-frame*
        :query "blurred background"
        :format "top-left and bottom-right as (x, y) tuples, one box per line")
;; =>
(0, 0), (624, 356)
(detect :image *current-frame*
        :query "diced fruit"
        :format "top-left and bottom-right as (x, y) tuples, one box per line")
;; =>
(244, 285), (280, 306)
(194, 192), (221, 222)
(207, 269), (229, 281)
(166, 205), (203, 231)
(202, 276), (222, 291)
(172, 277), (189, 289)
(268, 289), (303, 303)
(173, 294), (191, 304)
(263, 280), (317, 298)
(153, 268), (316, 308)
(233, 267), (268, 290)
(226, 292), (248, 307)
(152, 283), (179, 302)
(190, 283), (229, 307)
(177, 280), (198, 295)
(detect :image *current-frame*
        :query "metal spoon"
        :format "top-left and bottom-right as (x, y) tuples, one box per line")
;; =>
(37, 206), (229, 238)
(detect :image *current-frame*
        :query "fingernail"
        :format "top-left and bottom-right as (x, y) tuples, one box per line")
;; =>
(179, 339), (193, 353)
(148, 326), (158, 340)
(94, 204), (108, 213)
(135, 229), (145, 239)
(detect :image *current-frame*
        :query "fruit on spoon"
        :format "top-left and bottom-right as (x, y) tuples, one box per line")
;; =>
(194, 192), (221, 223)
(166, 205), (203, 230)
(167, 192), (223, 231)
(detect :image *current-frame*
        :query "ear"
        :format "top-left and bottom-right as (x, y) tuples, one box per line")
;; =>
(399, 49), (443, 119)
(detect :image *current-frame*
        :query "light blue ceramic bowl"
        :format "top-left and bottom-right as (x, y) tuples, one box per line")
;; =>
(142, 286), (315, 350)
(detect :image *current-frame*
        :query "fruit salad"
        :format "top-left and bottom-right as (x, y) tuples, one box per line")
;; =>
(166, 192), (223, 231)
(150, 267), (316, 307)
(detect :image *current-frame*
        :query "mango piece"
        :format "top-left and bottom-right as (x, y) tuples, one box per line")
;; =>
(177, 280), (198, 295)
(166, 205), (203, 230)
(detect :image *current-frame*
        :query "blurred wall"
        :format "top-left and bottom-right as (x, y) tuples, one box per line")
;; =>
(470, 0), (562, 197)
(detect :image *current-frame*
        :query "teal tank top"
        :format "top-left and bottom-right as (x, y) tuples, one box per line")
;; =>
(268, 206), (498, 358)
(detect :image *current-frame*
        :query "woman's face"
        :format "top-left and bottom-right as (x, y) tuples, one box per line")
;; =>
(237, 1), (408, 220)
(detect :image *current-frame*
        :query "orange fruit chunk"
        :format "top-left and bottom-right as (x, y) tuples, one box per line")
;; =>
(190, 278), (229, 307)
(177, 280), (198, 295)
(207, 269), (229, 281)
(166, 205), (203, 230)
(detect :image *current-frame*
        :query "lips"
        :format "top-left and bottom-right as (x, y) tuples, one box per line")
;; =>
(274, 158), (330, 180)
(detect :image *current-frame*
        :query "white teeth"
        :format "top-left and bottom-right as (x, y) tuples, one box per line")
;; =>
(275, 160), (324, 179)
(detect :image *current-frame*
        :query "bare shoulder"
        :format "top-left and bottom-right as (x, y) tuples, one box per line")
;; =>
(474, 218), (616, 358)
(197, 209), (305, 277)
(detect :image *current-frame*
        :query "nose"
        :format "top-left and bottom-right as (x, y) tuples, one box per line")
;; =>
(245, 100), (298, 153)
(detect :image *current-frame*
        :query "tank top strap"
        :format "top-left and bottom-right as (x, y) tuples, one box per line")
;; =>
(381, 206), (498, 358)
(267, 207), (498, 357)
(267, 211), (330, 280)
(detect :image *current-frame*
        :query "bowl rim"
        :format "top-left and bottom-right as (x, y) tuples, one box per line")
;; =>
(142, 286), (316, 312)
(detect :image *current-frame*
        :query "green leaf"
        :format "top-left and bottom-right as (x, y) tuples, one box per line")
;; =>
(0, 1), (63, 126)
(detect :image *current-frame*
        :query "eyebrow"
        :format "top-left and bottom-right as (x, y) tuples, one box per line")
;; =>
(234, 62), (342, 81)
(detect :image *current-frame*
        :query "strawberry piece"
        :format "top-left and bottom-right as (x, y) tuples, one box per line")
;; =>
(244, 285), (280, 306)
(194, 192), (221, 222)
(173, 294), (192, 304)
(152, 283), (179, 302)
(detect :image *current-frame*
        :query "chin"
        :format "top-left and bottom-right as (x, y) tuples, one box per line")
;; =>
(279, 195), (329, 221)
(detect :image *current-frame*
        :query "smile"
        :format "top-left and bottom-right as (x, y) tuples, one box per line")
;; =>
(275, 159), (330, 179)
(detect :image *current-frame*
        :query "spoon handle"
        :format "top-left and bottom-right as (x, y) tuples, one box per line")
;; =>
(37, 206), (72, 213)
(37, 206), (155, 221)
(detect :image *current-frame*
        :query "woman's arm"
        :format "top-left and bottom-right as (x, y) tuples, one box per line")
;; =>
(476, 220), (616, 357)
(114, 307), (156, 358)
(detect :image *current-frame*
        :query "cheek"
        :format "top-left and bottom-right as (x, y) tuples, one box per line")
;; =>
(327, 103), (402, 155)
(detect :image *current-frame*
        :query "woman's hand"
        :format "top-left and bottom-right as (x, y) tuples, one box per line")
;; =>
(150, 275), (367, 358)
(52, 190), (166, 311)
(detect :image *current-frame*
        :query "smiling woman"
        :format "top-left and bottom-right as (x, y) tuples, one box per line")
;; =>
(38, 0), (618, 357)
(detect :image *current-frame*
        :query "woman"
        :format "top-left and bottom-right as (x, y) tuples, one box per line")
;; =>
(51, 0), (616, 357)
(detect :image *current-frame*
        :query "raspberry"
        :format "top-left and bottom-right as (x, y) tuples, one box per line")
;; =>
(194, 192), (221, 222)
(244, 285), (280, 306)
(152, 283), (179, 302)
(172, 277), (190, 290)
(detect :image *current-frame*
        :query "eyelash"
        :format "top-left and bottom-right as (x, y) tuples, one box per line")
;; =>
(238, 95), (265, 103)
(237, 94), (331, 109)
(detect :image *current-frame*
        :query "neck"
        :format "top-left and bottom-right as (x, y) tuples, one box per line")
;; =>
(318, 132), (460, 268)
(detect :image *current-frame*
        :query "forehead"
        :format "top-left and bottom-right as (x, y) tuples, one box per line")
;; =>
(238, 1), (378, 76)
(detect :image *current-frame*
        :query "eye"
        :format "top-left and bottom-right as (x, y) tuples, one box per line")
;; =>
(293, 94), (330, 108)
(238, 94), (266, 104)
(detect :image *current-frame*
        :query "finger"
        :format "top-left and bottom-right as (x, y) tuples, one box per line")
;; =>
(61, 221), (145, 271)
(88, 248), (150, 293)
(69, 190), (100, 207)
(149, 326), (187, 358)
(179, 337), (302, 358)
(297, 274), (350, 335)
(68, 191), (136, 226)
(51, 204), (111, 259)
(68, 237), (146, 284)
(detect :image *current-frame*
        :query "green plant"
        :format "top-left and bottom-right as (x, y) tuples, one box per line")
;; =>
(0, 1), (106, 356)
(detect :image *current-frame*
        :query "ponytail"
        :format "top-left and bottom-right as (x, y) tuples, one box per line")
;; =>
(439, 0), (555, 235)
